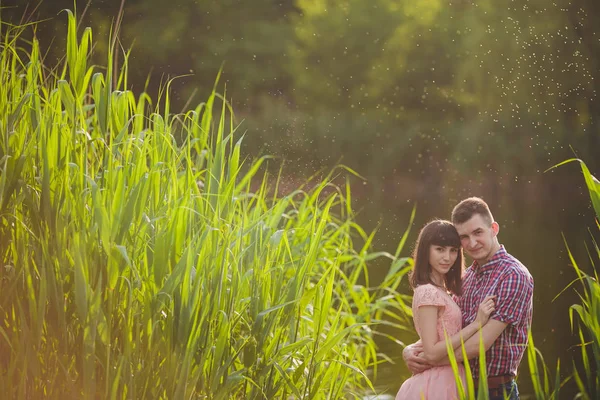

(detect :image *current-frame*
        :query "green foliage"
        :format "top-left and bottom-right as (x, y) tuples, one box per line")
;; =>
(0, 12), (412, 398)
(549, 158), (600, 398)
(549, 159), (600, 220)
(445, 330), (486, 400)
(563, 222), (600, 398)
(526, 330), (568, 400)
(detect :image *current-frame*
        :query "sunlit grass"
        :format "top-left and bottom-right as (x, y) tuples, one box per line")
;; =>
(0, 11), (413, 398)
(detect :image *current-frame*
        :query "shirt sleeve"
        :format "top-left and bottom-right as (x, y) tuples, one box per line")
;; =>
(492, 269), (534, 326)
(414, 284), (445, 309)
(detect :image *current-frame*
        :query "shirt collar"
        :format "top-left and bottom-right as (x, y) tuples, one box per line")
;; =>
(471, 245), (507, 274)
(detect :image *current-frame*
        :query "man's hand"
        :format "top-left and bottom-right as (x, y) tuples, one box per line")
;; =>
(402, 341), (431, 374)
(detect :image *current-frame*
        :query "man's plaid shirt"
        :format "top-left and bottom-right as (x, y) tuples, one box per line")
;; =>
(456, 245), (534, 379)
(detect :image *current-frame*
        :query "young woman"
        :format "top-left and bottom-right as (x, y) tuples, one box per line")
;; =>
(395, 220), (495, 400)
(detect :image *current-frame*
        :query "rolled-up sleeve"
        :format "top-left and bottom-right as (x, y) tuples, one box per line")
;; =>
(492, 269), (534, 326)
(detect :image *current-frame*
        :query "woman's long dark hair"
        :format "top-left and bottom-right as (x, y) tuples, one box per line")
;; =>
(409, 219), (464, 296)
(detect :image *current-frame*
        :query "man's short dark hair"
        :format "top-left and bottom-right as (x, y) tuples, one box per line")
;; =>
(451, 197), (494, 225)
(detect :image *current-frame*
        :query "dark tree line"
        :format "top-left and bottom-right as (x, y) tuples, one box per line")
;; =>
(2, 0), (599, 194)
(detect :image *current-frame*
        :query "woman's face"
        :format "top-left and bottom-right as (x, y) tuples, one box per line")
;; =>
(428, 244), (459, 281)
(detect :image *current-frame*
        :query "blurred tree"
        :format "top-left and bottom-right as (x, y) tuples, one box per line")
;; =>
(283, 0), (599, 209)
(289, 0), (399, 110)
(123, 0), (299, 110)
(1, 0), (597, 173)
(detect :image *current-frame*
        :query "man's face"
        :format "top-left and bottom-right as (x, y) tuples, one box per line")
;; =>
(454, 213), (499, 264)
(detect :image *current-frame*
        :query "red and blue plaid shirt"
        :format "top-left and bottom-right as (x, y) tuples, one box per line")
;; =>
(456, 245), (534, 379)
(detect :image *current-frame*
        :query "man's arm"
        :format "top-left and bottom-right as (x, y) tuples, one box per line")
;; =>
(453, 318), (507, 361)
(434, 319), (507, 365)
(437, 267), (532, 365)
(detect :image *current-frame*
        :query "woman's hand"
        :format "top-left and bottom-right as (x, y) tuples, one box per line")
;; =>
(475, 295), (496, 326)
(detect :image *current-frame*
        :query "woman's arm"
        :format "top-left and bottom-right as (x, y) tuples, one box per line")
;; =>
(419, 295), (495, 364)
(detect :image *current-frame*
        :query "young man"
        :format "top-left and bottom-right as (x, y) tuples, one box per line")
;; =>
(402, 197), (534, 400)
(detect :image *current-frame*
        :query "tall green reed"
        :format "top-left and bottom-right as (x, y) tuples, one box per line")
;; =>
(524, 330), (569, 400)
(550, 159), (600, 400)
(0, 11), (412, 399)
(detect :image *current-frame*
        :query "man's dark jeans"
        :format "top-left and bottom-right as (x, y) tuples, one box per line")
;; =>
(485, 380), (519, 400)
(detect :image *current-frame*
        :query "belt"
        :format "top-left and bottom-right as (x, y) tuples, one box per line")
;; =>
(474, 374), (514, 388)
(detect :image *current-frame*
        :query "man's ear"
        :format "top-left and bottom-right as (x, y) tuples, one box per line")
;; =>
(491, 221), (499, 236)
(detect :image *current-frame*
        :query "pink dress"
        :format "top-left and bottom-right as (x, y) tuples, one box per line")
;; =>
(395, 284), (466, 400)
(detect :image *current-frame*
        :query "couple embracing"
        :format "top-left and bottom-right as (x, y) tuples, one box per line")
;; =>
(396, 197), (534, 400)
